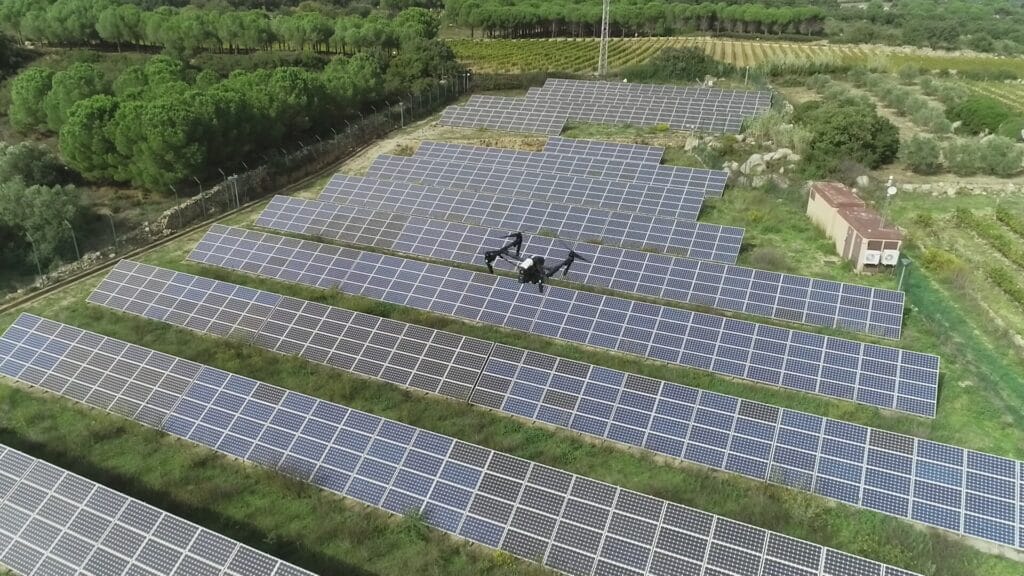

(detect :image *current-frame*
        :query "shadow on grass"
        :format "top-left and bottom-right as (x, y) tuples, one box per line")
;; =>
(0, 429), (376, 576)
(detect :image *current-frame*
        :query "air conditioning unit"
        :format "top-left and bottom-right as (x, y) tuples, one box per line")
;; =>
(882, 250), (901, 266)
(863, 250), (881, 265)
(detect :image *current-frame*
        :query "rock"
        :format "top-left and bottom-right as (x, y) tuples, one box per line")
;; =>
(855, 175), (871, 188)
(684, 135), (700, 151)
(735, 134), (745, 143)
(740, 153), (766, 175)
(774, 147), (794, 161)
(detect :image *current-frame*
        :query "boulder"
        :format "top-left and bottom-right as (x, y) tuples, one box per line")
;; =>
(740, 153), (767, 175)
(855, 175), (871, 188)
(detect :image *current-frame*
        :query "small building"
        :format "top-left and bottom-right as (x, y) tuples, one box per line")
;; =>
(806, 181), (903, 272)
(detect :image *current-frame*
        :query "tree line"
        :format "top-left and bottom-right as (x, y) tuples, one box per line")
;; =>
(0, 0), (441, 56)
(445, 0), (826, 39)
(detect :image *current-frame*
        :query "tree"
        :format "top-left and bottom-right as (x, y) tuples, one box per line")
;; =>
(0, 178), (81, 269)
(901, 135), (942, 175)
(394, 8), (439, 42)
(383, 38), (461, 96)
(944, 139), (981, 176)
(59, 94), (123, 181)
(8, 67), (54, 132)
(44, 62), (107, 132)
(798, 99), (900, 177)
(0, 141), (71, 186)
(96, 4), (142, 51)
(979, 136), (1023, 177)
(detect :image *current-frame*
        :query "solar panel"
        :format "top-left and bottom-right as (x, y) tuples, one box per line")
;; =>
(439, 99), (568, 135)
(258, 195), (905, 339)
(0, 445), (314, 576)
(543, 137), (665, 164)
(0, 314), (923, 576)
(81, 263), (1016, 551)
(539, 78), (773, 107)
(459, 94), (745, 134)
(521, 89), (769, 116)
(410, 140), (727, 198)
(320, 173), (743, 263)
(187, 225), (938, 417)
(367, 154), (706, 221)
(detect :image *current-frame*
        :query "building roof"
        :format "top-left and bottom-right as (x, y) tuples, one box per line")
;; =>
(838, 207), (904, 242)
(810, 181), (866, 209)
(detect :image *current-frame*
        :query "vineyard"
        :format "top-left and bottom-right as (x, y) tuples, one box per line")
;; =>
(962, 81), (1024, 113)
(449, 36), (1024, 75)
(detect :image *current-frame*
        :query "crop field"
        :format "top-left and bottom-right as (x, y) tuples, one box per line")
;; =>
(961, 81), (1024, 113)
(449, 37), (1024, 75)
(2, 110), (1024, 575)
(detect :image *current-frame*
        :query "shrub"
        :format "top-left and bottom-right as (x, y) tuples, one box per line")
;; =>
(944, 139), (982, 176)
(996, 118), (1024, 141)
(901, 135), (942, 174)
(948, 96), (1014, 135)
(797, 98), (900, 177)
(978, 136), (1024, 177)
(896, 64), (921, 84)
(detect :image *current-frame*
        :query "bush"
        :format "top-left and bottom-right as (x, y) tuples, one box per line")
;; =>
(0, 142), (73, 186)
(896, 64), (921, 84)
(945, 139), (982, 176)
(978, 136), (1024, 177)
(996, 118), (1024, 141)
(948, 96), (1014, 135)
(796, 98), (900, 177)
(901, 135), (943, 174)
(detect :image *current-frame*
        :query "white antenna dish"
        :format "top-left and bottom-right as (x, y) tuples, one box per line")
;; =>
(886, 185), (898, 197)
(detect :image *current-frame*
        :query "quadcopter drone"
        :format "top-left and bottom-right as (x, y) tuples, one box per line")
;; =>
(483, 232), (590, 293)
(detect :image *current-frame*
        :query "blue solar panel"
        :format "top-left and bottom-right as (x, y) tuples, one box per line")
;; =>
(257, 195), (904, 339)
(187, 226), (938, 417)
(0, 313), (921, 576)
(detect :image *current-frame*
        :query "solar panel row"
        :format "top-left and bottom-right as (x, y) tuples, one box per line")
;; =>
(410, 140), (727, 198)
(258, 195), (905, 339)
(84, 261), (1016, 550)
(540, 79), (774, 105)
(320, 173), (743, 263)
(369, 153), (706, 221)
(543, 137), (665, 164)
(0, 443), (313, 576)
(520, 88), (769, 112)
(0, 313), (921, 576)
(187, 225), (938, 417)
(437, 80), (771, 135)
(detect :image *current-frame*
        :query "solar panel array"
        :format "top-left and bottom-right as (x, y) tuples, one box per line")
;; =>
(319, 173), (743, 263)
(0, 445), (313, 576)
(437, 79), (771, 135)
(258, 195), (905, 339)
(543, 137), (665, 164)
(439, 100), (568, 136)
(84, 261), (1017, 551)
(187, 225), (938, 417)
(410, 140), (727, 199)
(0, 314), (923, 576)
(539, 78), (774, 109)
(367, 154), (708, 222)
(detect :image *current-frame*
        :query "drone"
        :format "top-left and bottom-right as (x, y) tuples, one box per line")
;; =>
(483, 232), (590, 293)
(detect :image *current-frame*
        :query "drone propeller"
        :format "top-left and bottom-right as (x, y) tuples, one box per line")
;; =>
(568, 250), (590, 263)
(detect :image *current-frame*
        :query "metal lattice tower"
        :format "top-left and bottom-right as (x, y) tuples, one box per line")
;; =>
(597, 0), (610, 76)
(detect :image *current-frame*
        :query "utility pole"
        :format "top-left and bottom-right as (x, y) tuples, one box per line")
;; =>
(597, 0), (610, 77)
